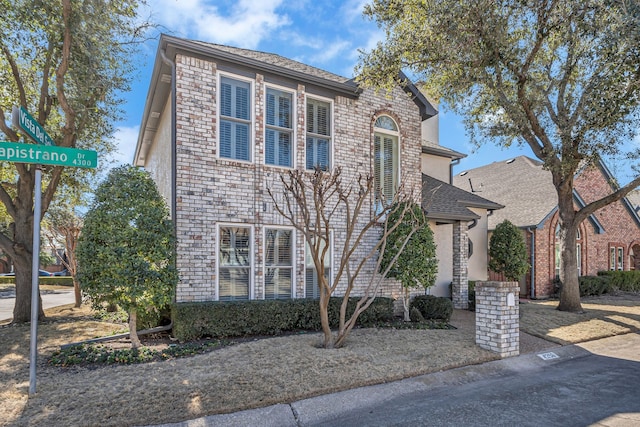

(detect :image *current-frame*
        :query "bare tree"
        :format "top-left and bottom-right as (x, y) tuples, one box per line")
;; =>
(43, 207), (82, 307)
(268, 167), (420, 348)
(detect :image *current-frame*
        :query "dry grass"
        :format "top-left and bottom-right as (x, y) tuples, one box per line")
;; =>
(520, 291), (640, 344)
(1, 305), (497, 427)
(0, 292), (638, 427)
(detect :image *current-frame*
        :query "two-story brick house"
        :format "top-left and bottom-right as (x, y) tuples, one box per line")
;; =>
(134, 34), (501, 310)
(454, 156), (640, 298)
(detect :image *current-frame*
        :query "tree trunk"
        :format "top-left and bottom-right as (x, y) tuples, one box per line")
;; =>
(129, 309), (141, 349)
(403, 288), (410, 322)
(556, 197), (583, 312)
(319, 291), (333, 349)
(72, 277), (81, 308)
(11, 209), (45, 323)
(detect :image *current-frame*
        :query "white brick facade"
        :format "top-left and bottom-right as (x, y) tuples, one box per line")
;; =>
(164, 51), (423, 303)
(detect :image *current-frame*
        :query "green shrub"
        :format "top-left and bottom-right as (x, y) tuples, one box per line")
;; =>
(171, 297), (395, 341)
(468, 280), (476, 311)
(409, 295), (453, 322)
(597, 270), (640, 292)
(409, 306), (424, 322)
(579, 275), (611, 296)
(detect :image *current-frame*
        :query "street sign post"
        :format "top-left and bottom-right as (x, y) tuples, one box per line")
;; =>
(11, 106), (55, 146)
(0, 142), (97, 168)
(9, 106), (98, 395)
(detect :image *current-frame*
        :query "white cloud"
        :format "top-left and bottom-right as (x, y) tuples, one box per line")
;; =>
(146, 0), (289, 49)
(111, 125), (140, 166)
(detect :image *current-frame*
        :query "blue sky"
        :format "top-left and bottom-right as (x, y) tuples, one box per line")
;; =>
(112, 0), (635, 182)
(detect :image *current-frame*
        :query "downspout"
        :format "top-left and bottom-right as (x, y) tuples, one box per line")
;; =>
(159, 48), (178, 309)
(159, 47), (177, 235)
(527, 227), (535, 299)
(450, 158), (461, 183)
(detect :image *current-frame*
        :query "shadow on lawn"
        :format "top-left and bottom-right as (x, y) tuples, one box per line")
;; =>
(519, 295), (640, 345)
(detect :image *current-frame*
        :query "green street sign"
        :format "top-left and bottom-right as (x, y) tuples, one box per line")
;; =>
(12, 106), (55, 146)
(0, 142), (97, 168)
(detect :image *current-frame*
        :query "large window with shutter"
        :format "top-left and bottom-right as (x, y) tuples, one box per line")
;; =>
(218, 226), (251, 300)
(306, 98), (331, 171)
(265, 88), (293, 167)
(374, 116), (399, 209)
(305, 236), (331, 299)
(219, 76), (251, 161)
(264, 228), (293, 299)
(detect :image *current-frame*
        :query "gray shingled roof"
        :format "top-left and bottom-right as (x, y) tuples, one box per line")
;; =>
(422, 175), (503, 222)
(453, 156), (557, 230)
(190, 40), (354, 85)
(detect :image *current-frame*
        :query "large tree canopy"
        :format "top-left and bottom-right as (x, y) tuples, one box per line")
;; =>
(0, 0), (150, 322)
(358, 0), (640, 312)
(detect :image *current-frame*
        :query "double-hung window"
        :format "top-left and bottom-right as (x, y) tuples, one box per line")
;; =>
(306, 98), (331, 171)
(305, 236), (331, 299)
(219, 76), (251, 161)
(265, 88), (293, 167)
(374, 116), (399, 209)
(264, 228), (293, 299)
(218, 226), (251, 300)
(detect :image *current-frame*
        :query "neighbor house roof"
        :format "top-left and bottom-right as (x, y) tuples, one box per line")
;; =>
(135, 34), (437, 166)
(453, 156), (558, 230)
(453, 155), (640, 231)
(422, 174), (503, 223)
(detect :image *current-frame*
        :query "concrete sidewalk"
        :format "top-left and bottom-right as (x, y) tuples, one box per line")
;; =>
(152, 333), (640, 427)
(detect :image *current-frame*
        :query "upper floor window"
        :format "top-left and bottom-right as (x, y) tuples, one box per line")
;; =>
(265, 88), (293, 167)
(219, 76), (251, 161)
(306, 98), (331, 171)
(374, 115), (399, 208)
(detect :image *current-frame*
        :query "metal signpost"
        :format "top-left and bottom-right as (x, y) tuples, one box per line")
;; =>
(9, 106), (97, 395)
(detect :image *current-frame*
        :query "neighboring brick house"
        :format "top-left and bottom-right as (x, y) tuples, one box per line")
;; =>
(454, 156), (640, 298)
(133, 34), (500, 310)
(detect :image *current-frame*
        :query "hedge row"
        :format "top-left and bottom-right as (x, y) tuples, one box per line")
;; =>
(597, 270), (640, 292)
(0, 276), (73, 286)
(172, 297), (395, 341)
(409, 295), (453, 322)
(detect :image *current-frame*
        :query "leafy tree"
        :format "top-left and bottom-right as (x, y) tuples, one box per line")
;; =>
(358, 0), (640, 312)
(489, 220), (530, 281)
(77, 166), (178, 348)
(0, 0), (150, 322)
(380, 202), (438, 321)
(269, 168), (420, 348)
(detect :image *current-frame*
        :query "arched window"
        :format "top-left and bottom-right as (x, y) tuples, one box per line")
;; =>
(554, 223), (582, 278)
(373, 116), (399, 208)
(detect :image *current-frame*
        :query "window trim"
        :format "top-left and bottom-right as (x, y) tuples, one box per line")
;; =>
(262, 226), (296, 299)
(217, 72), (255, 163)
(216, 223), (254, 301)
(264, 84), (296, 169)
(373, 114), (401, 209)
(305, 94), (334, 171)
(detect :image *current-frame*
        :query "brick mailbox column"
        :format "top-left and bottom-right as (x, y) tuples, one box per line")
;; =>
(475, 281), (520, 358)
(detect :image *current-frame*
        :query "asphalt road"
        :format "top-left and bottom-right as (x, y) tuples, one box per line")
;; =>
(168, 333), (640, 427)
(0, 289), (75, 322)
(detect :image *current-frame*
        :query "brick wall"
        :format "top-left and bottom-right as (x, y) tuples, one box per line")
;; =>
(528, 164), (640, 298)
(172, 54), (422, 303)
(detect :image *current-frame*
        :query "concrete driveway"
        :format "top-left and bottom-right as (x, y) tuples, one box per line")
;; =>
(0, 288), (75, 322)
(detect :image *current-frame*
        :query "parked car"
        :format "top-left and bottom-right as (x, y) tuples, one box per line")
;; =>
(53, 269), (69, 276)
(0, 270), (52, 276)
